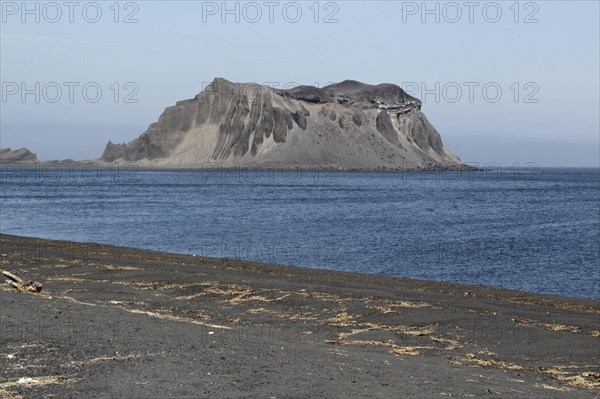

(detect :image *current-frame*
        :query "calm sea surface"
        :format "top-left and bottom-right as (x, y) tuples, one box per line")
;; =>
(1, 166), (598, 299)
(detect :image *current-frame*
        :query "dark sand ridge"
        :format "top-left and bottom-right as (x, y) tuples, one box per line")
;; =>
(0, 234), (598, 398)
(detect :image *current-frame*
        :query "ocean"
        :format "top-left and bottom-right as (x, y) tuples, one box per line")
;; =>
(1, 165), (598, 299)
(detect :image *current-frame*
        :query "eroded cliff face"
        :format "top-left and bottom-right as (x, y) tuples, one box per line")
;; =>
(0, 148), (38, 164)
(101, 78), (463, 169)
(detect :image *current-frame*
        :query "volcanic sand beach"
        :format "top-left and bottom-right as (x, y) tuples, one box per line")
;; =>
(0, 234), (598, 398)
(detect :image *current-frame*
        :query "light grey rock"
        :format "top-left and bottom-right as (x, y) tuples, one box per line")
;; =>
(376, 111), (402, 148)
(0, 147), (38, 164)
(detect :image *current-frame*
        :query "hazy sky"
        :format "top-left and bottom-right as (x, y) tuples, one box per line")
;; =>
(1, 0), (599, 166)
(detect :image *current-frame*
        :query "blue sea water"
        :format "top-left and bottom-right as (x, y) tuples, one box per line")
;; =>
(0, 165), (598, 299)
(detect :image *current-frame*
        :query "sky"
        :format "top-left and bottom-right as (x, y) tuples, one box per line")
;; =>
(1, 0), (599, 166)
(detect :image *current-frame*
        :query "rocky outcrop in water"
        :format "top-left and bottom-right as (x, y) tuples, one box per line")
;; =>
(101, 78), (464, 170)
(0, 147), (38, 164)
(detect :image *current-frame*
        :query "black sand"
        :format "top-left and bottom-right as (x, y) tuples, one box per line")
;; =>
(0, 234), (598, 398)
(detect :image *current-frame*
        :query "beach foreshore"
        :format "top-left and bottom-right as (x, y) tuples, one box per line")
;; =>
(0, 234), (598, 398)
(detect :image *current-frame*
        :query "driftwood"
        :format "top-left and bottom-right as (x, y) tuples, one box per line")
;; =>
(2, 270), (43, 293)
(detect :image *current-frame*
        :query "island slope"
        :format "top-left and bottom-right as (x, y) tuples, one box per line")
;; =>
(101, 78), (465, 170)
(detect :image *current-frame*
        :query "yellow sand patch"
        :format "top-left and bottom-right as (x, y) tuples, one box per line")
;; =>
(227, 294), (272, 305)
(324, 309), (361, 327)
(391, 346), (430, 356)
(535, 383), (571, 392)
(570, 374), (600, 389)
(360, 322), (435, 336)
(514, 319), (600, 338)
(462, 353), (524, 371)
(538, 367), (600, 390)
(336, 328), (371, 340)
(430, 336), (463, 350)
(333, 339), (433, 356)
(172, 281), (283, 305)
(554, 364), (600, 370)
(544, 323), (582, 333)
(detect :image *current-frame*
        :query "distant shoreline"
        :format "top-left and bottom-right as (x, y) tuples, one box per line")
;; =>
(0, 160), (481, 172)
(3, 161), (598, 171)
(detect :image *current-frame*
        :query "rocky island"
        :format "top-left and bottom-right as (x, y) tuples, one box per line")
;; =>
(0, 148), (38, 164)
(101, 78), (465, 170)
